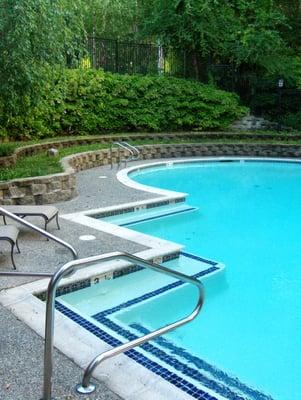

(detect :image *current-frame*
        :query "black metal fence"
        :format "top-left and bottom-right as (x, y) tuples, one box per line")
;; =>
(85, 37), (301, 126)
(86, 36), (186, 77)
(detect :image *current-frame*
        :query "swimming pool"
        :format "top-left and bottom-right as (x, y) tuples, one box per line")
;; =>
(60, 160), (301, 400)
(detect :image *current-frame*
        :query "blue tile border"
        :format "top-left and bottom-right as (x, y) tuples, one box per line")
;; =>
(55, 301), (218, 400)
(180, 251), (219, 267)
(86, 255), (271, 400)
(92, 264), (219, 320)
(94, 313), (244, 400)
(131, 324), (273, 400)
(92, 198), (186, 220)
(55, 252), (272, 400)
(119, 206), (198, 227)
(37, 250), (215, 301)
(54, 251), (223, 399)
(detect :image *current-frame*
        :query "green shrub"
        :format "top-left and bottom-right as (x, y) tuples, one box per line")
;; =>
(0, 69), (248, 139)
(0, 143), (17, 157)
(282, 111), (301, 130)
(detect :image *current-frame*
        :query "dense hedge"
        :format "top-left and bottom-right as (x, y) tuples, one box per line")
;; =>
(0, 69), (247, 139)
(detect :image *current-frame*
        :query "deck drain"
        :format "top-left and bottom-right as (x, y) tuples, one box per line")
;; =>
(79, 235), (96, 241)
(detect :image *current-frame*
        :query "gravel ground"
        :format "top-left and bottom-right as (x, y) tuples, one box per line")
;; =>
(57, 162), (159, 214)
(0, 160), (161, 400)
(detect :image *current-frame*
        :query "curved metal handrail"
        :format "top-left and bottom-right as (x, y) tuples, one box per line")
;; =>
(119, 141), (140, 160)
(110, 141), (140, 168)
(0, 249), (204, 399)
(0, 207), (78, 262)
(41, 251), (204, 398)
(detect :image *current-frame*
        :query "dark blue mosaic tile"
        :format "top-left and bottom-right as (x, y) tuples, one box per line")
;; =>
(113, 264), (143, 279)
(94, 207), (135, 219)
(92, 312), (247, 400)
(120, 207), (197, 227)
(131, 324), (273, 400)
(146, 200), (170, 209)
(162, 252), (181, 262)
(55, 301), (217, 400)
(50, 251), (271, 400)
(180, 251), (218, 267)
(92, 265), (219, 322)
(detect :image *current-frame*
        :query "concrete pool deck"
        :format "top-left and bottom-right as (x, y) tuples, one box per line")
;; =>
(0, 161), (165, 400)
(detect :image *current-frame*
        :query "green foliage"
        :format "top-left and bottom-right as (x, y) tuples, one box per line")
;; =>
(0, 153), (63, 182)
(139, 0), (301, 90)
(0, 69), (247, 139)
(83, 0), (140, 40)
(0, 0), (86, 120)
(282, 111), (301, 130)
(0, 143), (17, 157)
(142, 0), (286, 65)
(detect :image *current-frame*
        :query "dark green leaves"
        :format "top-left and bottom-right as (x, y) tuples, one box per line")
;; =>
(0, 0), (86, 119)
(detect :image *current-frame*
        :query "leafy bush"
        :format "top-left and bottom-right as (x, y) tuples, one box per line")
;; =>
(1, 69), (247, 139)
(282, 111), (301, 130)
(0, 143), (17, 157)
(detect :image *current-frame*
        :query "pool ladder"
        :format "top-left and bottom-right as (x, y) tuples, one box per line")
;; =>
(0, 207), (205, 400)
(110, 141), (140, 168)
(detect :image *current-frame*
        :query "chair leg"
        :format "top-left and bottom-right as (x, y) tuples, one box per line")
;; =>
(2, 215), (7, 225)
(55, 213), (60, 230)
(16, 239), (21, 254)
(10, 242), (17, 270)
(44, 218), (50, 240)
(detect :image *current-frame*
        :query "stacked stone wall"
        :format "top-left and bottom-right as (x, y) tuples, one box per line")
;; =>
(1, 143), (301, 205)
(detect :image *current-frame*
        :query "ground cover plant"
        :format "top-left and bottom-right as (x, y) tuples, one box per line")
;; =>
(1, 133), (301, 181)
(0, 143), (17, 157)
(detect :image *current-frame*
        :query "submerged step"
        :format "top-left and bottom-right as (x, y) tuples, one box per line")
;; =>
(100, 204), (198, 227)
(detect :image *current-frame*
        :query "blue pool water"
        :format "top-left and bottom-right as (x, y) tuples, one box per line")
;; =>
(127, 161), (301, 399)
(60, 160), (301, 400)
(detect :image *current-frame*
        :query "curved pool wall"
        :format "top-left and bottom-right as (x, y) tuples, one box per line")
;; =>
(116, 158), (301, 400)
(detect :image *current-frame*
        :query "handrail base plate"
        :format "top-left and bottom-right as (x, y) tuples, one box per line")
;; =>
(75, 383), (96, 395)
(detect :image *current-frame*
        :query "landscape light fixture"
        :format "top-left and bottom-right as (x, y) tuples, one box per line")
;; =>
(278, 78), (284, 88)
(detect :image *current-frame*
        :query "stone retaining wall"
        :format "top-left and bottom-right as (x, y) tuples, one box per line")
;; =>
(1, 143), (301, 205)
(2, 131), (301, 169)
(0, 173), (77, 205)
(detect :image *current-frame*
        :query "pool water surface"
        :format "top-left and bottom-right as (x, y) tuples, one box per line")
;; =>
(61, 160), (301, 400)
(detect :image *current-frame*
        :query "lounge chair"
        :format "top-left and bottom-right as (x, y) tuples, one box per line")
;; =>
(1, 205), (60, 231)
(0, 225), (20, 269)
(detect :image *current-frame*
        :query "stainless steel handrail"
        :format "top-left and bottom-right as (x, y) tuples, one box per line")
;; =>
(41, 251), (203, 398)
(76, 252), (204, 394)
(0, 249), (204, 399)
(110, 141), (140, 168)
(119, 141), (140, 160)
(0, 207), (78, 261)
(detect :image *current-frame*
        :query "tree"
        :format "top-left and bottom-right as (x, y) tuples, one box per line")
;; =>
(276, 0), (301, 51)
(141, 0), (288, 72)
(80, 0), (300, 84)
(83, 0), (140, 40)
(0, 0), (86, 122)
